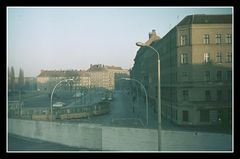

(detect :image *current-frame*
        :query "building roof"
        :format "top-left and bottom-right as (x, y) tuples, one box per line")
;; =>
(177, 14), (232, 26)
(37, 70), (89, 77)
(87, 64), (107, 72)
(105, 66), (122, 70)
(134, 14), (232, 62)
(87, 64), (123, 72)
(145, 29), (160, 46)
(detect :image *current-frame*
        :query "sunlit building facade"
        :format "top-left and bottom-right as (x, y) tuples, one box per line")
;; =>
(36, 70), (89, 92)
(131, 14), (232, 126)
(36, 65), (129, 92)
(88, 64), (129, 90)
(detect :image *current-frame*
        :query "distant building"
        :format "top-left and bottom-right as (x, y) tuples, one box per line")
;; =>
(36, 64), (129, 92)
(131, 14), (232, 126)
(88, 64), (129, 90)
(77, 71), (91, 88)
(36, 70), (82, 92)
(114, 72), (130, 90)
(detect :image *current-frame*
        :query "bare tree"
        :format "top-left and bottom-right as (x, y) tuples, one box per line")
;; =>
(8, 67), (11, 91)
(18, 68), (24, 92)
(10, 66), (15, 92)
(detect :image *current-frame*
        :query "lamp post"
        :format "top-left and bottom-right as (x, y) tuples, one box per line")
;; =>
(136, 42), (161, 151)
(50, 79), (73, 121)
(119, 77), (148, 126)
(133, 83), (139, 114)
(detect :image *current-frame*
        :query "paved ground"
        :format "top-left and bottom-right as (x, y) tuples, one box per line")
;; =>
(62, 90), (146, 128)
(8, 90), (232, 134)
(67, 89), (104, 107)
(8, 134), (93, 151)
(12, 89), (106, 108)
(7, 90), (232, 152)
(62, 90), (232, 134)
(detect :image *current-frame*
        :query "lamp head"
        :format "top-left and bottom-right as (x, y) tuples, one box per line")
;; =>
(136, 42), (146, 47)
(64, 79), (74, 82)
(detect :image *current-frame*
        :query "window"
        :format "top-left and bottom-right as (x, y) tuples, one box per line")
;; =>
(175, 110), (178, 120)
(216, 71), (222, 81)
(204, 53), (210, 63)
(225, 34), (232, 44)
(216, 52), (222, 63)
(182, 90), (189, 101)
(204, 71), (210, 81)
(182, 72), (189, 81)
(215, 34), (221, 44)
(227, 71), (232, 81)
(200, 110), (209, 122)
(226, 52), (232, 63)
(180, 35), (187, 46)
(180, 53), (188, 64)
(205, 90), (211, 101)
(182, 110), (189, 122)
(203, 34), (210, 44)
(217, 90), (222, 101)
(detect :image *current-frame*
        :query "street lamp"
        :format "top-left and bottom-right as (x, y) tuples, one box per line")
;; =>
(136, 41), (161, 151)
(132, 83), (139, 113)
(50, 79), (74, 121)
(119, 77), (149, 126)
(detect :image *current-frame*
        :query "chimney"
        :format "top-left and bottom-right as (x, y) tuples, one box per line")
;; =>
(145, 29), (160, 46)
(149, 32), (152, 39)
(149, 29), (157, 39)
(152, 29), (156, 36)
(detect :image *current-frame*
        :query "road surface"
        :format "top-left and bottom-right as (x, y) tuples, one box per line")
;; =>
(9, 90), (231, 133)
(62, 90), (232, 134)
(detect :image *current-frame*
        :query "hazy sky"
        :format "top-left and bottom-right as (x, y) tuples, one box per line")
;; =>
(7, 7), (232, 77)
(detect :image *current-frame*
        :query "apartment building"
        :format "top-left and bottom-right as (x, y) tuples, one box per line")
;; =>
(36, 70), (89, 92)
(131, 14), (232, 126)
(36, 64), (129, 92)
(88, 64), (129, 90)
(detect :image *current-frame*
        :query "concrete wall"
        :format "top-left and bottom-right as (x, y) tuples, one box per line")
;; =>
(8, 119), (232, 151)
(102, 126), (157, 151)
(8, 119), (102, 150)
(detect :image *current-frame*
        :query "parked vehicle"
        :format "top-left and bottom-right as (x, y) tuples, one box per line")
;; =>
(73, 92), (84, 98)
(53, 102), (66, 107)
